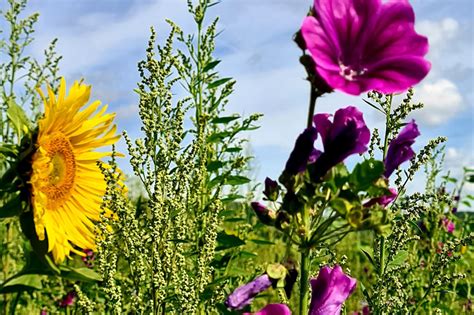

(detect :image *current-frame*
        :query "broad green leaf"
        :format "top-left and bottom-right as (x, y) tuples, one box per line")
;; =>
(207, 160), (226, 172)
(216, 232), (245, 250)
(6, 100), (32, 138)
(0, 274), (43, 293)
(350, 159), (385, 191)
(386, 250), (408, 271)
(60, 266), (102, 282)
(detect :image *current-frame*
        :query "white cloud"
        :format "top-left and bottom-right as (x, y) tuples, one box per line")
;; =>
(412, 79), (464, 125)
(417, 18), (459, 50)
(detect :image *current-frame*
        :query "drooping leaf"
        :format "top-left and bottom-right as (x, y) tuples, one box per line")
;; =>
(0, 274), (43, 293)
(216, 231), (245, 251)
(60, 266), (102, 282)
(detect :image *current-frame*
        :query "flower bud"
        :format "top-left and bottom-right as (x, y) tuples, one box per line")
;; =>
(263, 177), (279, 201)
(251, 202), (276, 226)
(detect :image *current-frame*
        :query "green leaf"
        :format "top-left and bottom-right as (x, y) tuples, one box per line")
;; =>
(407, 219), (424, 234)
(60, 266), (102, 282)
(226, 175), (250, 186)
(386, 250), (408, 271)
(250, 239), (275, 245)
(211, 115), (240, 124)
(225, 147), (242, 153)
(220, 194), (245, 203)
(208, 77), (232, 89)
(6, 100), (32, 138)
(207, 131), (232, 143)
(0, 194), (22, 218)
(0, 144), (18, 158)
(203, 59), (221, 72)
(350, 159), (385, 191)
(361, 248), (375, 267)
(216, 232), (245, 250)
(0, 274), (43, 293)
(207, 160), (226, 172)
(238, 251), (257, 259)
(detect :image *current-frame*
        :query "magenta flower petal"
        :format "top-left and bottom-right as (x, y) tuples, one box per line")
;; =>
(59, 291), (76, 308)
(225, 275), (272, 310)
(384, 120), (420, 177)
(244, 304), (292, 315)
(309, 265), (357, 315)
(301, 0), (430, 95)
(442, 218), (455, 234)
(364, 188), (398, 208)
(284, 127), (318, 175)
(311, 106), (370, 180)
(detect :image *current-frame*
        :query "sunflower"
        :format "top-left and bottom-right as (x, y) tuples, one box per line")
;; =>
(30, 78), (120, 263)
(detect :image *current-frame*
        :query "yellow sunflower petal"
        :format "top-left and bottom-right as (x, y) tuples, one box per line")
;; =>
(30, 77), (121, 264)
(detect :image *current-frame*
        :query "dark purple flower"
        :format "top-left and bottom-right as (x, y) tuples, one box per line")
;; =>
(263, 177), (279, 201)
(225, 275), (272, 310)
(300, 0), (430, 95)
(244, 304), (292, 315)
(251, 202), (276, 225)
(364, 188), (397, 208)
(285, 127), (319, 175)
(309, 265), (357, 315)
(311, 106), (370, 180)
(384, 121), (420, 177)
(442, 218), (455, 233)
(59, 291), (76, 308)
(452, 207), (458, 214)
(82, 249), (95, 268)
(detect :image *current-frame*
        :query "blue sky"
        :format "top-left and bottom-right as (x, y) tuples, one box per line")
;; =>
(16, 0), (474, 196)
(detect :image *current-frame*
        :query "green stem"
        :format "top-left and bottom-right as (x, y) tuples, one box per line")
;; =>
(307, 87), (317, 128)
(379, 236), (385, 277)
(299, 248), (310, 315)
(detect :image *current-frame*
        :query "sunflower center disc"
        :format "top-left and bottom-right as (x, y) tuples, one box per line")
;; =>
(42, 133), (76, 207)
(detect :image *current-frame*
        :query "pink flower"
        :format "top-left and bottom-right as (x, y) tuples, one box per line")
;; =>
(309, 265), (357, 315)
(59, 291), (75, 308)
(301, 0), (430, 95)
(442, 218), (455, 233)
(364, 188), (398, 208)
(244, 304), (292, 315)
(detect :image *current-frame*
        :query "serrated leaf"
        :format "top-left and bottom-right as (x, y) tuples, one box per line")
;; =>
(386, 250), (408, 271)
(60, 267), (102, 282)
(208, 77), (232, 89)
(350, 159), (385, 191)
(6, 100), (32, 138)
(211, 115), (240, 124)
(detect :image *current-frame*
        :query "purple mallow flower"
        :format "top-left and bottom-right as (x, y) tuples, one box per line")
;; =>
(225, 274), (272, 310)
(364, 188), (398, 208)
(311, 106), (370, 180)
(285, 127), (319, 175)
(251, 202), (276, 225)
(442, 218), (455, 233)
(244, 304), (292, 315)
(300, 0), (430, 96)
(384, 121), (420, 177)
(263, 177), (279, 201)
(59, 291), (76, 308)
(309, 265), (357, 315)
